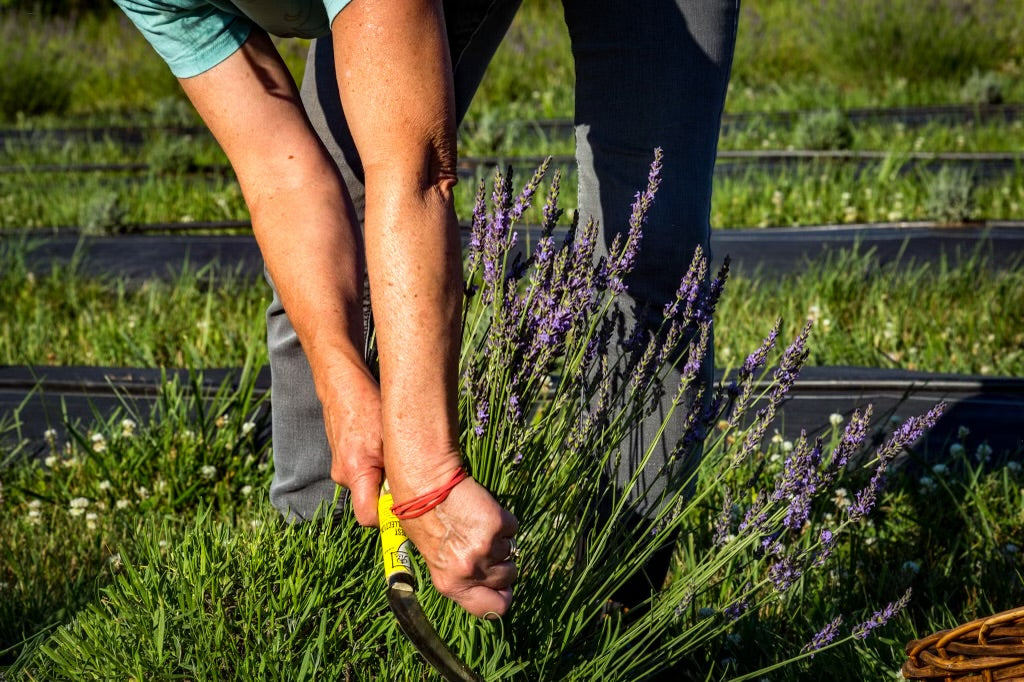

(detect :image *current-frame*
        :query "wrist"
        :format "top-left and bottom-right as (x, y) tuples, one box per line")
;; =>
(385, 446), (463, 502)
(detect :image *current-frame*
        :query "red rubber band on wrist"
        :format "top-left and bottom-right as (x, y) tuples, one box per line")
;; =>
(390, 466), (469, 520)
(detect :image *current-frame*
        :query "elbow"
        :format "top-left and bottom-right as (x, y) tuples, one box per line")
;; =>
(361, 128), (459, 205)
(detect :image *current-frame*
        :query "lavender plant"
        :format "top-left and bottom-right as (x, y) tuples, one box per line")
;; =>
(434, 151), (947, 679)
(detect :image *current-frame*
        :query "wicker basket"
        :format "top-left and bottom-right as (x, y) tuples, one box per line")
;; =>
(902, 606), (1024, 681)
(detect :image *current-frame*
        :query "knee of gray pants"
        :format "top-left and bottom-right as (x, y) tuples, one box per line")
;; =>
(265, 268), (347, 522)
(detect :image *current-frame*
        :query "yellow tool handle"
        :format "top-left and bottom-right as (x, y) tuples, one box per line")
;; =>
(378, 478), (415, 585)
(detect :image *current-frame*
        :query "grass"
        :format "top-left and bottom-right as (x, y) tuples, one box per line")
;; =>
(3, 240), (1022, 377)
(4, 0), (1024, 122)
(1, 347), (1020, 680)
(715, 248), (1024, 376)
(0, 239), (267, 367)
(1, 161), (1022, 232)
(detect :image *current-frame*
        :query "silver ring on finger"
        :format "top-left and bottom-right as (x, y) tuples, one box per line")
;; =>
(503, 536), (521, 562)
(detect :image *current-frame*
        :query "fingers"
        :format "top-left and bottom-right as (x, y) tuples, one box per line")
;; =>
(348, 467), (384, 527)
(455, 585), (514, 620)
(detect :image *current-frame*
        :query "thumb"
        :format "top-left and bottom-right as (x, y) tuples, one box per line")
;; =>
(349, 467), (383, 527)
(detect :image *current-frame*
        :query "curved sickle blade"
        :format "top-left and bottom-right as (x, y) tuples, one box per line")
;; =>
(379, 481), (484, 682)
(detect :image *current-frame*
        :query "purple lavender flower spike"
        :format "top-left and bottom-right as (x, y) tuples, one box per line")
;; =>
(510, 157), (551, 224)
(848, 462), (886, 521)
(663, 246), (706, 320)
(465, 179), (489, 275)
(541, 170), (563, 235)
(723, 599), (748, 622)
(606, 147), (664, 293)
(822, 405), (873, 484)
(734, 320), (813, 463)
(696, 256), (730, 323)
(849, 402), (945, 521)
(802, 616), (843, 656)
(741, 320), (782, 379)
(474, 398), (489, 438)
(713, 490), (734, 547)
(768, 552), (802, 593)
(874, 402), (947, 464)
(852, 588), (912, 640)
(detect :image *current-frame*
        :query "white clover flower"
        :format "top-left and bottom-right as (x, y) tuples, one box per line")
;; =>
(771, 432), (783, 445)
(136, 486), (150, 500)
(85, 512), (99, 529)
(902, 560), (921, 574)
(27, 509), (42, 524)
(918, 476), (937, 493)
(108, 553), (123, 571)
(240, 485), (253, 497)
(98, 480), (112, 491)
(829, 413), (844, 427)
(975, 443), (993, 462)
(61, 456), (78, 468)
(241, 421), (256, 436)
(215, 414), (228, 429)
(69, 497), (90, 509)
(43, 428), (58, 443)
(931, 463), (949, 476)
(155, 478), (167, 492)
(832, 488), (850, 508)
(69, 508), (85, 517)
(949, 443), (966, 458)
(782, 441), (794, 453)
(120, 418), (137, 437)
(28, 499), (41, 509)
(182, 429), (196, 440)
(115, 499), (131, 510)
(91, 432), (107, 453)
(958, 425), (970, 440)
(44, 455), (59, 468)
(200, 465), (217, 480)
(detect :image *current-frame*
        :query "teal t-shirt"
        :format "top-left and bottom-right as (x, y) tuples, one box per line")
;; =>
(114, 0), (352, 78)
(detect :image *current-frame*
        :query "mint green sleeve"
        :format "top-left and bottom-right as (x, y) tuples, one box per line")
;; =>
(323, 0), (353, 26)
(113, 0), (252, 79)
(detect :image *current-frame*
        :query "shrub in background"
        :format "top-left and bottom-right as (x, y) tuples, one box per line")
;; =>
(924, 167), (977, 225)
(793, 110), (855, 151)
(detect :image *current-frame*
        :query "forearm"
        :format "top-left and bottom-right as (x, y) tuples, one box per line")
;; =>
(363, 166), (464, 496)
(331, 0), (464, 499)
(178, 30), (370, 393)
(247, 170), (368, 389)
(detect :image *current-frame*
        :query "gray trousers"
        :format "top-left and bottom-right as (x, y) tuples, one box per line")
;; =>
(267, 0), (740, 521)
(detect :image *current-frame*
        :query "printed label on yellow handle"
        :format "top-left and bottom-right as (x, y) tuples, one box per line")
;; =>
(379, 482), (414, 583)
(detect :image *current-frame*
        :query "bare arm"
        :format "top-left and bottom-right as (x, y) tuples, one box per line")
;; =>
(331, 0), (517, 617)
(178, 30), (385, 528)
